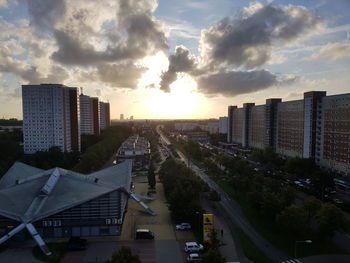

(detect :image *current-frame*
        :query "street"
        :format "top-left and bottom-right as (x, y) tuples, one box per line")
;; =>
(156, 125), (288, 263)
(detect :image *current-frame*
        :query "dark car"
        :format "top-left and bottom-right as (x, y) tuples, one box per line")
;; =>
(67, 237), (87, 251)
(135, 229), (154, 239)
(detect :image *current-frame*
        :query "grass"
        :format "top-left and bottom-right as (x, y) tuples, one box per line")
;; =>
(236, 228), (271, 263)
(216, 179), (348, 258)
(32, 242), (67, 263)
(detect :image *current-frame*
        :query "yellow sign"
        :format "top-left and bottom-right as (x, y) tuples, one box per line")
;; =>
(203, 213), (214, 243)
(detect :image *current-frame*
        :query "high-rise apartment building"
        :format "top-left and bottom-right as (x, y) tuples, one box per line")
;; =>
(316, 93), (350, 175)
(22, 84), (80, 154)
(227, 106), (237, 143)
(228, 103), (254, 147)
(100, 102), (111, 130)
(226, 91), (350, 175)
(80, 95), (100, 136)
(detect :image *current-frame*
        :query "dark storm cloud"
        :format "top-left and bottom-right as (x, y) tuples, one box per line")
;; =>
(200, 4), (321, 68)
(25, 0), (66, 31)
(196, 70), (280, 97)
(51, 0), (168, 66)
(160, 45), (197, 92)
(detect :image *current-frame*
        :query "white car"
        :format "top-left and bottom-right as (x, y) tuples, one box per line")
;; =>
(187, 253), (202, 262)
(184, 242), (204, 252)
(176, 222), (191, 230)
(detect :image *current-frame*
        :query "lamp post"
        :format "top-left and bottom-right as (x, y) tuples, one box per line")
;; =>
(294, 240), (312, 259)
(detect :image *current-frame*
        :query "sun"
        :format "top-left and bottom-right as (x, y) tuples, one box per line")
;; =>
(146, 75), (202, 118)
(135, 52), (205, 119)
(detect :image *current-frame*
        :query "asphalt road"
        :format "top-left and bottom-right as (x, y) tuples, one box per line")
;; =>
(156, 127), (288, 263)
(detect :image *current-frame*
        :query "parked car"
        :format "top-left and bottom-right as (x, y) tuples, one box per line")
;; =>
(67, 237), (87, 251)
(135, 229), (154, 239)
(176, 222), (191, 230)
(184, 242), (204, 252)
(187, 253), (202, 262)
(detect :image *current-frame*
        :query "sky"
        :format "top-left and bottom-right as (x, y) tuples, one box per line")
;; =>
(0, 0), (350, 120)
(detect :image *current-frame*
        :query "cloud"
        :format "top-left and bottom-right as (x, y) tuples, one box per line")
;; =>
(96, 62), (147, 89)
(51, 0), (168, 66)
(26, 0), (66, 31)
(310, 42), (350, 60)
(197, 69), (282, 97)
(160, 45), (198, 92)
(199, 4), (321, 69)
(0, 0), (7, 8)
(159, 3), (312, 96)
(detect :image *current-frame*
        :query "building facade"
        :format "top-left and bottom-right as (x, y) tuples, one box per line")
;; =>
(316, 93), (350, 175)
(219, 117), (228, 134)
(226, 91), (350, 175)
(100, 102), (111, 130)
(80, 95), (100, 136)
(22, 84), (80, 154)
(0, 161), (156, 255)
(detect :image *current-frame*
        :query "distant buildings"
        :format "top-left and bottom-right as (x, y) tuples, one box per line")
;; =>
(227, 91), (350, 175)
(174, 122), (219, 134)
(120, 114), (124, 120)
(22, 84), (111, 154)
(22, 84), (80, 154)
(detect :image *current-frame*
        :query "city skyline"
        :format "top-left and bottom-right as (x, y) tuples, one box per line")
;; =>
(0, 0), (350, 119)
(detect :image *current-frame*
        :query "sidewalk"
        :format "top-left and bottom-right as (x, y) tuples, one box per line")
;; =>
(202, 200), (251, 263)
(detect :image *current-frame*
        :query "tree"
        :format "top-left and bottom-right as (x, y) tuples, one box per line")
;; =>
(316, 203), (344, 240)
(147, 162), (156, 189)
(302, 196), (322, 228)
(276, 207), (308, 239)
(202, 248), (226, 263)
(106, 246), (141, 263)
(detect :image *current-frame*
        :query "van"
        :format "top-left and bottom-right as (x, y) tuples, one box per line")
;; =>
(135, 229), (154, 239)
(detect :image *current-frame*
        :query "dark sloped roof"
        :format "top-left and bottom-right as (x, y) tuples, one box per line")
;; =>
(0, 161), (132, 222)
(0, 162), (44, 189)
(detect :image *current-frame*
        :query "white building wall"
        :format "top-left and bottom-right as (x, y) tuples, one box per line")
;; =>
(22, 84), (72, 154)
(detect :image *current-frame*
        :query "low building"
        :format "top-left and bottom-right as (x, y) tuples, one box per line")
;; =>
(116, 135), (151, 170)
(0, 161), (156, 255)
(183, 131), (209, 144)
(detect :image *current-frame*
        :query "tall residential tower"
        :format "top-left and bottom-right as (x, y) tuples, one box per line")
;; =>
(22, 84), (80, 154)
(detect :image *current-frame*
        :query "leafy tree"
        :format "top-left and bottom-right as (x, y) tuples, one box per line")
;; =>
(316, 203), (344, 240)
(147, 162), (156, 189)
(277, 207), (308, 239)
(202, 248), (226, 263)
(303, 196), (322, 228)
(106, 246), (141, 263)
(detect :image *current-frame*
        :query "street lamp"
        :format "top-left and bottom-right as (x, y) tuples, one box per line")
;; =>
(294, 239), (312, 259)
